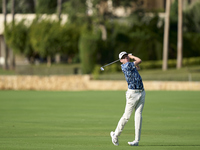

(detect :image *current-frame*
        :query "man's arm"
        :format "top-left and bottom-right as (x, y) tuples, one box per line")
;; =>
(128, 54), (142, 66)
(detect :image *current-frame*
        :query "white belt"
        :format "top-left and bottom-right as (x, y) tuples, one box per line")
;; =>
(127, 89), (144, 93)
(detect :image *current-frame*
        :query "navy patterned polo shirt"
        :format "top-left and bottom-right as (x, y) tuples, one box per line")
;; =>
(121, 62), (144, 90)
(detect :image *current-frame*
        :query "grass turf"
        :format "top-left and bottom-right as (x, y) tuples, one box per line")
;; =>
(0, 91), (200, 150)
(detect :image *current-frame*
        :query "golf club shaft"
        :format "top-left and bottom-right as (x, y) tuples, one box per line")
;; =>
(102, 59), (120, 68)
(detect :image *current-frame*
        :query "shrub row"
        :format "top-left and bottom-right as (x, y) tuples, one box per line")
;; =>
(92, 57), (200, 78)
(141, 57), (200, 70)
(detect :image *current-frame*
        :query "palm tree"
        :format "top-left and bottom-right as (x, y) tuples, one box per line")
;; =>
(162, 0), (171, 71)
(2, 0), (8, 70)
(57, 0), (62, 21)
(177, 0), (182, 69)
(55, 0), (62, 64)
(9, 0), (16, 70)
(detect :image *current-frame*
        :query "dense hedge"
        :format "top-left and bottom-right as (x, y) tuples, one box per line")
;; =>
(92, 57), (200, 76)
(79, 27), (101, 74)
(137, 57), (200, 70)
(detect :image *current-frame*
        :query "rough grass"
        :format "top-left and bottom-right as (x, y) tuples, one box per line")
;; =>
(0, 90), (200, 150)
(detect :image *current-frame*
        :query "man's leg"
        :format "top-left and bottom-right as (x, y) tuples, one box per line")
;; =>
(128, 90), (145, 146)
(134, 90), (145, 141)
(115, 91), (139, 136)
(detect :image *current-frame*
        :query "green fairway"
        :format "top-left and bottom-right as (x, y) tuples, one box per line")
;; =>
(0, 91), (200, 150)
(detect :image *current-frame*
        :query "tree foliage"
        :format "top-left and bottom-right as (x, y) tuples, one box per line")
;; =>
(29, 19), (55, 57)
(182, 1), (200, 58)
(184, 2), (200, 33)
(4, 20), (28, 54)
(29, 18), (80, 59)
(3, 0), (35, 13)
(169, 0), (200, 58)
(59, 23), (80, 57)
(35, 0), (57, 14)
(3, 0), (200, 72)
(4, 19), (34, 57)
(62, 0), (87, 24)
(79, 25), (101, 74)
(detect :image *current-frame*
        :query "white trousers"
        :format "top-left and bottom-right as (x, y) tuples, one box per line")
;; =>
(114, 89), (146, 141)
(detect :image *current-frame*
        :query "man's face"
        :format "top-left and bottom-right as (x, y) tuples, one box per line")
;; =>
(120, 55), (129, 64)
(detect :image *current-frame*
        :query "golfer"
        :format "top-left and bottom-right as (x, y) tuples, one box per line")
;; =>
(110, 51), (146, 146)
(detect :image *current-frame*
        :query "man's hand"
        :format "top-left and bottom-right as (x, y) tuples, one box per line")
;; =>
(136, 65), (140, 71)
(128, 54), (142, 66)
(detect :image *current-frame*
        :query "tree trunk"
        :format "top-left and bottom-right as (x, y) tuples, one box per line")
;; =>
(47, 56), (51, 67)
(177, 0), (183, 69)
(162, 0), (171, 71)
(56, 0), (62, 63)
(11, 0), (15, 23)
(55, 53), (61, 64)
(2, 0), (8, 70)
(99, 25), (107, 41)
(9, 49), (15, 70)
(57, 0), (62, 21)
(10, 0), (16, 70)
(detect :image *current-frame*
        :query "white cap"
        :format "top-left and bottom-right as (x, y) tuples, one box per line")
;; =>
(119, 51), (128, 59)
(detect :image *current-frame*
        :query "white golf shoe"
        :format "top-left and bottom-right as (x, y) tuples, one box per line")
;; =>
(110, 131), (119, 146)
(128, 140), (139, 146)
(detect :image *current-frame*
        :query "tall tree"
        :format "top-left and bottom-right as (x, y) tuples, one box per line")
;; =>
(9, 0), (16, 70)
(176, 0), (182, 69)
(55, 0), (62, 63)
(162, 0), (171, 71)
(2, 0), (8, 70)
(57, 0), (62, 21)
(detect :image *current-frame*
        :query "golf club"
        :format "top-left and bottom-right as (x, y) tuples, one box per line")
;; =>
(100, 59), (120, 71)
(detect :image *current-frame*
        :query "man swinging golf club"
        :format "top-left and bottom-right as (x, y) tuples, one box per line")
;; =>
(110, 51), (146, 146)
